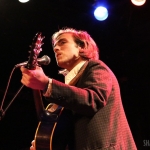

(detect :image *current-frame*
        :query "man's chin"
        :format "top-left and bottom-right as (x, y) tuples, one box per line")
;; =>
(57, 61), (65, 68)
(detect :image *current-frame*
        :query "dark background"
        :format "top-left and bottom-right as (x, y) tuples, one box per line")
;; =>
(0, 0), (150, 149)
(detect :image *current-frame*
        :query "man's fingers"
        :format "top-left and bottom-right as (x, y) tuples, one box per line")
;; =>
(30, 140), (35, 150)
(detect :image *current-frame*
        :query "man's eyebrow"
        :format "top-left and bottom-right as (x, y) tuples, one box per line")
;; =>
(53, 38), (67, 47)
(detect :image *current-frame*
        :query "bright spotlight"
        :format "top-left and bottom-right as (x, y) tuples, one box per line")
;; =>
(19, 0), (30, 3)
(94, 6), (108, 21)
(131, 0), (146, 6)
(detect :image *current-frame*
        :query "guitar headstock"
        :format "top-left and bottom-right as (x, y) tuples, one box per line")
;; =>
(26, 32), (45, 70)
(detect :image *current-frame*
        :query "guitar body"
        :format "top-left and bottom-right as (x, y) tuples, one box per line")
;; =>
(35, 120), (56, 150)
(34, 104), (74, 150)
(34, 104), (63, 150)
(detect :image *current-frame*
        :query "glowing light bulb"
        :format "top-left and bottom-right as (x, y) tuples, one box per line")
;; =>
(94, 6), (108, 21)
(19, 0), (30, 3)
(131, 0), (146, 6)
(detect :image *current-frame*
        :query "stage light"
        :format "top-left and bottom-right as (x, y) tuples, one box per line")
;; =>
(94, 6), (108, 21)
(131, 0), (146, 6)
(18, 0), (30, 3)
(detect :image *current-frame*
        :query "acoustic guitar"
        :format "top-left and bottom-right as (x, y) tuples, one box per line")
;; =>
(26, 33), (73, 150)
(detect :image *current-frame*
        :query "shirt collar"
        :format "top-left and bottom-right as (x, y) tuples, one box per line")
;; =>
(59, 60), (86, 84)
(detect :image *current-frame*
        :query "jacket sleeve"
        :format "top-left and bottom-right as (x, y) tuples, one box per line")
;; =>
(46, 61), (113, 117)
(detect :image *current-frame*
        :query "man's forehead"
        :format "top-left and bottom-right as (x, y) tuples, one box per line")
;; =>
(53, 33), (73, 46)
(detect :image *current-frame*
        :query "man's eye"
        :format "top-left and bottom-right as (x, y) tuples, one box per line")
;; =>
(60, 41), (66, 45)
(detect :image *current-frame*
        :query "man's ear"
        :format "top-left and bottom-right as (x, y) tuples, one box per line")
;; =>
(78, 46), (85, 53)
(78, 41), (85, 48)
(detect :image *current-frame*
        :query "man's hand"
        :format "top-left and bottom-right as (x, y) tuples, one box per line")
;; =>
(30, 140), (35, 150)
(20, 66), (49, 90)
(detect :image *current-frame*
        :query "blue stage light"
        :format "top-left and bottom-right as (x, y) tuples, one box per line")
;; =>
(94, 6), (108, 21)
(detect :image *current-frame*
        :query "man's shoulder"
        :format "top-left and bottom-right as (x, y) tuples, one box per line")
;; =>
(88, 59), (107, 67)
(87, 59), (113, 74)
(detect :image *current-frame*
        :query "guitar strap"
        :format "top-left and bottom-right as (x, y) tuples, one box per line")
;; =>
(68, 60), (88, 86)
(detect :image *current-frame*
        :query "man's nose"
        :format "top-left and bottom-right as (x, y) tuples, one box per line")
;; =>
(53, 45), (60, 52)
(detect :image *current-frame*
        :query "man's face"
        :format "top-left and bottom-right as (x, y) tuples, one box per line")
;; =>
(53, 33), (82, 70)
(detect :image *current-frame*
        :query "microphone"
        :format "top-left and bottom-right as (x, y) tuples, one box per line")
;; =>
(15, 55), (51, 68)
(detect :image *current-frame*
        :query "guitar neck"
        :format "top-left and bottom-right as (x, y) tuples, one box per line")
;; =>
(33, 90), (45, 121)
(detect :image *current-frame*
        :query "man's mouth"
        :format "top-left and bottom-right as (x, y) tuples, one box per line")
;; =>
(56, 53), (62, 58)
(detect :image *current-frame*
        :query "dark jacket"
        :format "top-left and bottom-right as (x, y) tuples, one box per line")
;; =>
(47, 59), (137, 150)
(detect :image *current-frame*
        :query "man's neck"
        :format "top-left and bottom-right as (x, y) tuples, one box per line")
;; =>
(66, 57), (86, 71)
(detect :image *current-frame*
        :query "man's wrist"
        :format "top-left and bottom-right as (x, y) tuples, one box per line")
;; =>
(43, 78), (52, 97)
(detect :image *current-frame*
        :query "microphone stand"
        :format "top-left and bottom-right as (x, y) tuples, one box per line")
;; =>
(0, 66), (24, 121)
(0, 55), (50, 120)
(0, 85), (24, 120)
